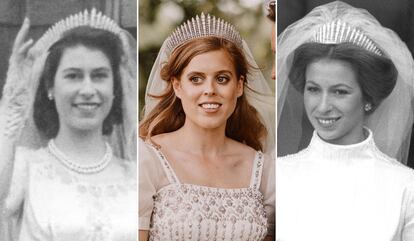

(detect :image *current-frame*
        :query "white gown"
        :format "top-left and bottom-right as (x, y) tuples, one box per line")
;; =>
(2, 146), (137, 241)
(276, 129), (414, 241)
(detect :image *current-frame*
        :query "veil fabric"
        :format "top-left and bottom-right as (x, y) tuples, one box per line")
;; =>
(143, 38), (275, 153)
(277, 1), (414, 164)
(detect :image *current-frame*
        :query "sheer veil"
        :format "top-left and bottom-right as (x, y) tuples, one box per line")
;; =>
(277, 1), (414, 163)
(143, 34), (275, 154)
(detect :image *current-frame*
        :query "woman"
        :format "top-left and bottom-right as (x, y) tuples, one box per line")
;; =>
(139, 13), (275, 241)
(277, 2), (414, 240)
(0, 9), (137, 240)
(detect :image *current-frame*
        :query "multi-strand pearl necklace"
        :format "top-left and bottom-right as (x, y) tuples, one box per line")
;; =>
(48, 139), (113, 174)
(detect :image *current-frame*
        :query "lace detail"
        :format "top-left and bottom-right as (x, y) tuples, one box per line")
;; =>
(147, 144), (268, 241)
(4, 147), (137, 240)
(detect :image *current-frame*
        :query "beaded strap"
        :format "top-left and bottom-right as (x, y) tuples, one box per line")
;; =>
(249, 152), (264, 190)
(146, 143), (180, 184)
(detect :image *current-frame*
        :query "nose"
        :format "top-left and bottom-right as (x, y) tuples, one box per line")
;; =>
(316, 93), (332, 113)
(78, 77), (96, 98)
(203, 80), (216, 96)
(271, 64), (276, 81)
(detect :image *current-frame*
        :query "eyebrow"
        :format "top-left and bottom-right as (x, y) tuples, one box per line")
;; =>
(62, 67), (111, 72)
(306, 80), (354, 89)
(186, 70), (234, 77)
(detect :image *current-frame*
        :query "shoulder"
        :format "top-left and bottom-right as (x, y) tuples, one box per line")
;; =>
(371, 146), (414, 182)
(276, 147), (310, 166)
(15, 145), (51, 166)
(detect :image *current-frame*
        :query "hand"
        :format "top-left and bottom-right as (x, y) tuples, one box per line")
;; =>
(3, 17), (36, 99)
(0, 18), (39, 139)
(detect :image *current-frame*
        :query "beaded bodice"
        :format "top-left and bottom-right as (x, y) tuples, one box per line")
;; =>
(147, 145), (268, 241)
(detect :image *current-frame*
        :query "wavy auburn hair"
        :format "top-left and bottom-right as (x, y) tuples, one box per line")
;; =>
(139, 37), (267, 151)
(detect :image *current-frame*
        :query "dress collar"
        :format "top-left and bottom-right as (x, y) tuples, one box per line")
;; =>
(307, 127), (377, 161)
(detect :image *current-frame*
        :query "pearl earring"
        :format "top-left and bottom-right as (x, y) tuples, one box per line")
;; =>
(48, 92), (54, 100)
(364, 103), (372, 112)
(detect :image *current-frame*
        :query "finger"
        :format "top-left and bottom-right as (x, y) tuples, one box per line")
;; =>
(17, 38), (33, 56)
(13, 17), (30, 52)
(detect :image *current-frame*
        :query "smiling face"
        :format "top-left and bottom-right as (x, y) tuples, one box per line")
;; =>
(50, 45), (114, 134)
(173, 49), (243, 131)
(304, 58), (366, 145)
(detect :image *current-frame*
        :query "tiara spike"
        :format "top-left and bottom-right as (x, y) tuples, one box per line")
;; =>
(201, 13), (206, 36)
(207, 14), (211, 36)
(165, 13), (243, 54)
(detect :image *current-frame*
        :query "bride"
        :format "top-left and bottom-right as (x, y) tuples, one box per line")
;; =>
(0, 9), (137, 240)
(277, 2), (414, 240)
(139, 13), (275, 241)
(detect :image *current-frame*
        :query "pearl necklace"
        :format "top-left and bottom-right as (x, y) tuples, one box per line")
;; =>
(48, 140), (112, 174)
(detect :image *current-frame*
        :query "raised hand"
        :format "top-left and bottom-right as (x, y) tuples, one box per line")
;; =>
(1, 18), (38, 139)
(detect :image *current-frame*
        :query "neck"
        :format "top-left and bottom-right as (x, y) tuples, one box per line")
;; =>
(174, 120), (228, 156)
(53, 126), (106, 164)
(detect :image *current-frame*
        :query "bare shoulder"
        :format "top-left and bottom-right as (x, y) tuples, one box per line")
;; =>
(151, 132), (177, 147)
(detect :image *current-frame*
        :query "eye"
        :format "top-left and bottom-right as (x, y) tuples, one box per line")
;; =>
(305, 86), (319, 93)
(334, 89), (349, 95)
(92, 72), (109, 81)
(190, 76), (203, 84)
(64, 72), (81, 80)
(217, 75), (230, 84)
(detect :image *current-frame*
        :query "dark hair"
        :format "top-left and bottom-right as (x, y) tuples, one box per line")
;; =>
(288, 42), (398, 112)
(33, 26), (123, 139)
(266, 1), (276, 22)
(139, 36), (267, 151)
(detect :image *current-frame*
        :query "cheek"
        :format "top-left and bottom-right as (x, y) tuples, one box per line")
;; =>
(344, 97), (365, 119)
(303, 93), (316, 114)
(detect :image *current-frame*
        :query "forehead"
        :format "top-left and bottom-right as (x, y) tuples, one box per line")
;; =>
(305, 58), (359, 87)
(58, 45), (111, 70)
(183, 49), (236, 74)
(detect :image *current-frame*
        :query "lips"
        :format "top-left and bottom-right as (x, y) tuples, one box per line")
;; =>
(199, 102), (222, 110)
(316, 117), (341, 128)
(73, 103), (101, 111)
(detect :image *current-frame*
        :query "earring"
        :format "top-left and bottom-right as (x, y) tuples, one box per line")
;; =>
(364, 103), (372, 112)
(48, 92), (54, 100)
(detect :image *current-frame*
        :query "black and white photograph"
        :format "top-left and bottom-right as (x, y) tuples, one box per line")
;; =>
(276, 1), (414, 240)
(0, 0), (137, 240)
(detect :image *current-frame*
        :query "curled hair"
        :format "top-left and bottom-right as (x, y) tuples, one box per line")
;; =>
(288, 42), (398, 112)
(140, 37), (267, 151)
(266, 1), (276, 22)
(33, 26), (124, 139)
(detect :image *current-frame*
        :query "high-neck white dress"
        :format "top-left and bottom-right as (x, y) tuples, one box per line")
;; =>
(2, 146), (137, 241)
(276, 129), (414, 241)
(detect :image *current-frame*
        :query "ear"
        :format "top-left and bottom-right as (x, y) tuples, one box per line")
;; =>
(172, 78), (182, 99)
(236, 76), (244, 97)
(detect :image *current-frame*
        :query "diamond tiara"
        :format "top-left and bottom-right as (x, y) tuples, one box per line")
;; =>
(165, 13), (243, 54)
(34, 8), (122, 52)
(310, 19), (383, 56)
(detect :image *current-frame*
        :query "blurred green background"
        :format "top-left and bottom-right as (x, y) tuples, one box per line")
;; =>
(139, 0), (274, 120)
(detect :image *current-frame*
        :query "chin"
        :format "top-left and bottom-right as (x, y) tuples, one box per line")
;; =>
(195, 118), (227, 130)
(68, 119), (103, 133)
(315, 129), (342, 142)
